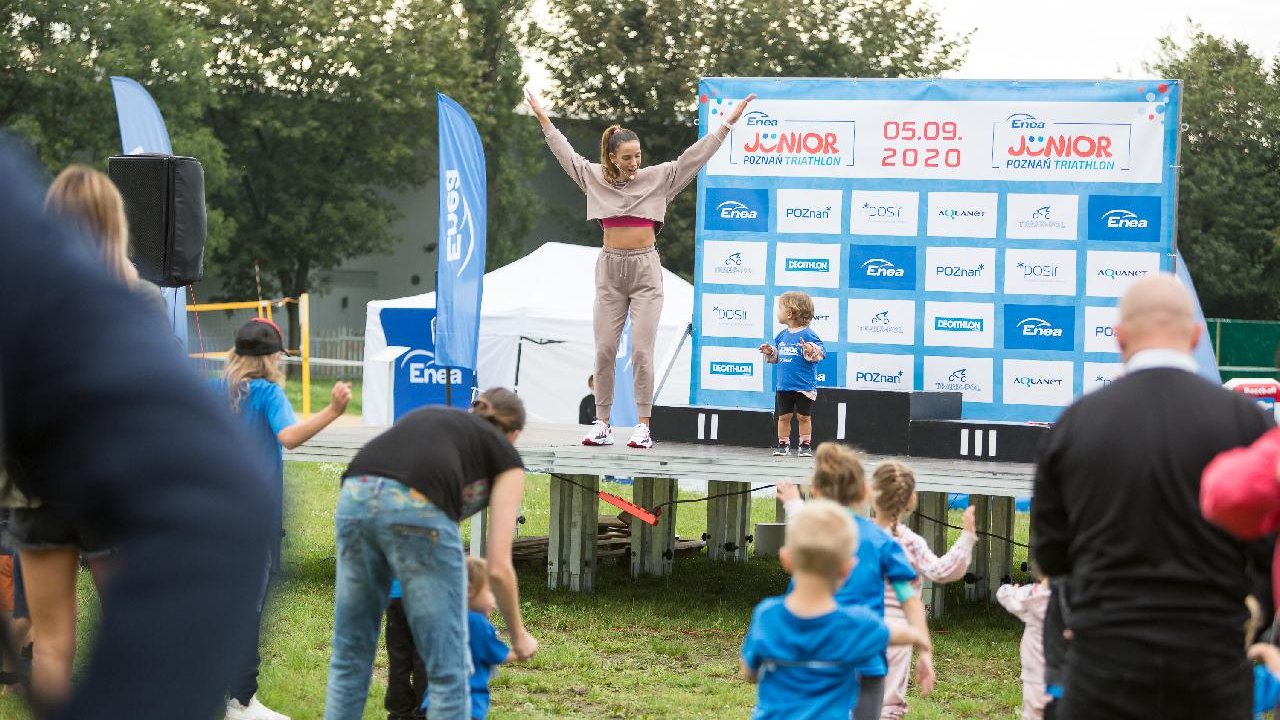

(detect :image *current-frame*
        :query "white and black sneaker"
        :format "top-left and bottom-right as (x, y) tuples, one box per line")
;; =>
(582, 419), (614, 446)
(627, 423), (654, 449)
(798, 441), (814, 457)
(773, 440), (791, 456)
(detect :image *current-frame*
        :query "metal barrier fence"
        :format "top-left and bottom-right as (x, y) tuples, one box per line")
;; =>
(1207, 318), (1280, 380)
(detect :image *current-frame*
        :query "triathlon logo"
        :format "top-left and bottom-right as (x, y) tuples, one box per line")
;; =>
(992, 112), (1135, 177)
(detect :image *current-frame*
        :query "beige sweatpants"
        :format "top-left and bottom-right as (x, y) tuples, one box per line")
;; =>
(594, 246), (664, 421)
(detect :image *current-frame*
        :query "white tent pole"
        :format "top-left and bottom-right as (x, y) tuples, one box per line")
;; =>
(653, 321), (693, 404)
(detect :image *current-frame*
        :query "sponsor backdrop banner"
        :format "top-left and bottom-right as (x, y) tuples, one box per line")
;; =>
(691, 78), (1181, 421)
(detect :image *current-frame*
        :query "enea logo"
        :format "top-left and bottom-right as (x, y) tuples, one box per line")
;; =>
(443, 169), (475, 277)
(1004, 304), (1075, 351)
(736, 111), (855, 169)
(400, 349), (464, 385)
(785, 258), (830, 273)
(1088, 196), (1161, 242)
(934, 317), (984, 332)
(993, 113), (1134, 175)
(704, 188), (769, 232)
(849, 245), (916, 290)
(709, 361), (754, 377)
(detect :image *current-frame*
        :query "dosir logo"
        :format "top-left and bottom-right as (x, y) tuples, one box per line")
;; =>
(1088, 196), (1161, 243)
(705, 188), (770, 232)
(710, 305), (749, 322)
(1017, 262), (1058, 279)
(709, 361), (753, 376)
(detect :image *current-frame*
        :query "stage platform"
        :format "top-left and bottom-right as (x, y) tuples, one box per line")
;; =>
(287, 422), (1030, 611)
(286, 422), (1033, 498)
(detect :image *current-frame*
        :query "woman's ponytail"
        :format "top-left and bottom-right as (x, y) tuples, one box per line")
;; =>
(469, 387), (526, 434)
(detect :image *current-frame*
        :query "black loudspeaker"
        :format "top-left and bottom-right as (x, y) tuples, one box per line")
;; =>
(107, 154), (207, 287)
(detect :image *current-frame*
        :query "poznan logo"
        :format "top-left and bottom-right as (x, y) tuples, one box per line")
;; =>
(935, 263), (986, 278)
(854, 370), (905, 385)
(784, 206), (833, 220)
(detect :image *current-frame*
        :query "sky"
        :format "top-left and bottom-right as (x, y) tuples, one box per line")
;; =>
(524, 0), (1280, 87)
(935, 0), (1279, 79)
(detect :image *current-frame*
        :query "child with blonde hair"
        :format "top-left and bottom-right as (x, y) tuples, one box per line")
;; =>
(871, 461), (976, 719)
(760, 291), (825, 457)
(997, 570), (1051, 720)
(777, 444), (935, 719)
(741, 499), (929, 719)
(216, 318), (351, 720)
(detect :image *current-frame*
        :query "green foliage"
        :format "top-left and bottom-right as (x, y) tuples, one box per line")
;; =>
(530, 0), (969, 278)
(1149, 29), (1280, 318)
(0, 0), (233, 249)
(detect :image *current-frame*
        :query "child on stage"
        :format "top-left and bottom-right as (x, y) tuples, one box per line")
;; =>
(760, 291), (825, 457)
(741, 498), (928, 719)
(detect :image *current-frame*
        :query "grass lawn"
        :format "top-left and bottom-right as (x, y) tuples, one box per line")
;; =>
(1, 463), (1028, 719)
(283, 376), (362, 418)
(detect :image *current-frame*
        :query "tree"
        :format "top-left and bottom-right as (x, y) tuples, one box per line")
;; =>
(1149, 29), (1280, 319)
(454, 0), (544, 270)
(530, 0), (969, 278)
(198, 0), (479, 344)
(0, 0), (232, 248)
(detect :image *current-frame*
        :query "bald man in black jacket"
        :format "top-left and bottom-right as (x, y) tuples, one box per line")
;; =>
(1032, 275), (1273, 720)
(0, 141), (273, 719)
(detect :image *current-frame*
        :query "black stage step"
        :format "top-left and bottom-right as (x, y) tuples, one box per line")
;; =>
(908, 420), (1050, 464)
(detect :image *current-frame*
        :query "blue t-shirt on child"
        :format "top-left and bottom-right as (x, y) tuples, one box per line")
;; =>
(741, 595), (890, 720)
(422, 610), (510, 720)
(773, 327), (824, 393)
(210, 378), (295, 529)
(839, 514), (917, 678)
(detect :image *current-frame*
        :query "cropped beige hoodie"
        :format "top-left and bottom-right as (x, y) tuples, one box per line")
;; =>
(541, 122), (731, 233)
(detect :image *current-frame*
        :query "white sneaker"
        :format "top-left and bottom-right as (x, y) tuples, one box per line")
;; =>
(627, 423), (654, 449)
(582, 419), (614, 446)
(225, 695), (290, 720)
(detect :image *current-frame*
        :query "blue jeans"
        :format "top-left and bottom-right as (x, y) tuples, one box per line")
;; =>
(324, 477), (470, 720)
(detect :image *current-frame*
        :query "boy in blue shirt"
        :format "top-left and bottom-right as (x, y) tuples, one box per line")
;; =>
(741, 499), (928, 720)
(423, 556), (513, 720)
(760, 291), (825, 457)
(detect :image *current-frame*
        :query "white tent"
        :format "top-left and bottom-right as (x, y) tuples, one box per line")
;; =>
(363, 242), (694, 426)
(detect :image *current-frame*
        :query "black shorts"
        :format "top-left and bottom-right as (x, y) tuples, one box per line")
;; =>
(775, 391), (814, 417)
(2, 505), (112, 558)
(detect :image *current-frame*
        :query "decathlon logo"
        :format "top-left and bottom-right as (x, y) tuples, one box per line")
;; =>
(710, 361), (754, 376)
(935, 317), (984, 332)
(935, 263), (986, 278)
(718, 201), (758, 220)
(786, 258), (830, 272)
(1018, 317), (1064, 338)
(854, 370), (905, 385)
(443, 169), (475, 277)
